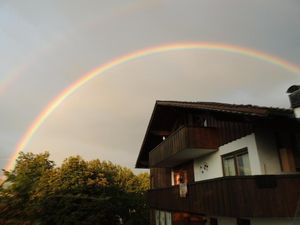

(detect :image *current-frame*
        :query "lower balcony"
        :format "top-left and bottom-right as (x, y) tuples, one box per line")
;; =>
(148, 174), (300, 217)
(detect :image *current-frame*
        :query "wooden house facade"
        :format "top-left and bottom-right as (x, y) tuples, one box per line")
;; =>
(136, 86), (300, 225)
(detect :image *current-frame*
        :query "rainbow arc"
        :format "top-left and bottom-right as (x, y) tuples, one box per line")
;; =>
(5, 42), (300, 171)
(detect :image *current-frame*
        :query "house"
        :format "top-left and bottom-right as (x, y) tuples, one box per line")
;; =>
(136, 86), (300, 225)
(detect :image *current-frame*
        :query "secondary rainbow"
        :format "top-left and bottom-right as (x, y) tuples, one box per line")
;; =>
(5, 42), (300, 171)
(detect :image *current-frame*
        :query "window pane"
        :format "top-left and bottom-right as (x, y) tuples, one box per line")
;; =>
(223, 157), (236, 176)
(174, 170), (187, 185)
(166, 212), (172, 225)
(237, 153), (251, 175)
(155, 210), (160, 225)
(160, 211), (165, 225)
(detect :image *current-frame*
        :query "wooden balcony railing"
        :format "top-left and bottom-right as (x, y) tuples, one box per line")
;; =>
(149, 126), (219, 167)
(148, 174), (300, 217)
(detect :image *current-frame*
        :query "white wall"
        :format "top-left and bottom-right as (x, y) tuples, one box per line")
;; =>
(294, 107), (300, 118)
(255, 128), (282, 174)
(194, 133), (262, 182)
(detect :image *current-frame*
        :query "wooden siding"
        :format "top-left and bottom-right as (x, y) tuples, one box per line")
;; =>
(206, 116), (253, 146)
(150, 168), (172, 189)
(148, 174), (300, 217)
(187, 113), (254, 147)
(137, 109), (260, 168)
(149, 127), (219, 167)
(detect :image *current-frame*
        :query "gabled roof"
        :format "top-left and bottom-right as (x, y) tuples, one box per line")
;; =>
(135, 101), (294, 168)
(155, 101), (293, 117)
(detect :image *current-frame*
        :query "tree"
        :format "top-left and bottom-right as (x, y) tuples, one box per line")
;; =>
(0, 152), (150, 225)
(0, 151), (55, 223)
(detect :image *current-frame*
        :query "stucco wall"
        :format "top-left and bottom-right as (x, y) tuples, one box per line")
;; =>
(194, 133), (261, 181)
(294, 107), (300, 118)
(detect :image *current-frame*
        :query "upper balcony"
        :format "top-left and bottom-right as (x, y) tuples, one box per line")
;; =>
(149, 126), (219, 168)
(148, 174), (300, 217)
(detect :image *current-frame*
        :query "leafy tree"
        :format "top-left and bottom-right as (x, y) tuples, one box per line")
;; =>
(0, 151), (54, 223)
(0, 152), (150, 225)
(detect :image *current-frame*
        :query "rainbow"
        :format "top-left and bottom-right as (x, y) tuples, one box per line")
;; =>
(5, 42), (300, 171)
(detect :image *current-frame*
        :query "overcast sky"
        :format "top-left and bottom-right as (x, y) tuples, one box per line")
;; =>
(1, 0), (300, 172)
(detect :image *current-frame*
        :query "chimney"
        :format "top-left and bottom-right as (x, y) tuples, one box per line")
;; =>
(287, 85), (300, 118)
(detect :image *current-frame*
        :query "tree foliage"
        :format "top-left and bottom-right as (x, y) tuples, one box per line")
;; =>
(0, 152), (149, 225)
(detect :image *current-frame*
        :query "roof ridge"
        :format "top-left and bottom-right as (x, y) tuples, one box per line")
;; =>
(156, 100), (291, 111)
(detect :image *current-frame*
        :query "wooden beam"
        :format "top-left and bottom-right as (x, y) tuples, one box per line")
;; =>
(150, 130), (171, 136)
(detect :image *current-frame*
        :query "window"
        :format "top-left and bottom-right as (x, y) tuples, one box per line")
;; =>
(173, 170), (187, 185)
(155, 210), (160, 225)
(172, 170), (188, 197)
(160, 211), (165, 225)
(155, 210), (172, 225)
(166, 212), (172, 225)
(222, 148), (251, 176)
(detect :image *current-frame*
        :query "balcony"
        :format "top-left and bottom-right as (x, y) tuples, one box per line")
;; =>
(148, 174), (300, 217)
(149, 126), (219, 167)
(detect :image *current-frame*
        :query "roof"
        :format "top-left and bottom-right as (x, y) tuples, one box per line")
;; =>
(135, 100), (294, 168)
(154, 101), (293, 117)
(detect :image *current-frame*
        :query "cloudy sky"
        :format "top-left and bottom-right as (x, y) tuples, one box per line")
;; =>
(1, 0), (300, 172)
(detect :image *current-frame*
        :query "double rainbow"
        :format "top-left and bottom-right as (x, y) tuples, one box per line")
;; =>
(5, 42), (300, 171)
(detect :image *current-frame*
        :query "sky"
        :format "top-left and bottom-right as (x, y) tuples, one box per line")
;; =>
(1, 0), (300, 172)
